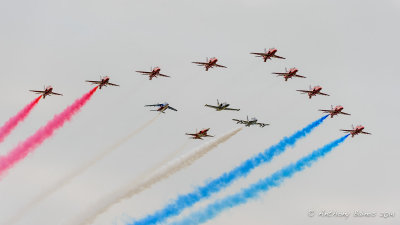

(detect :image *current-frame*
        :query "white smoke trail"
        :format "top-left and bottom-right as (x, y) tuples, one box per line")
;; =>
(3, 114), (160, 225)
(66, 127), (242, 225)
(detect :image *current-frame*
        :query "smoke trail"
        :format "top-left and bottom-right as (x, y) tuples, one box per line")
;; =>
(0, 96), (41, 144)
(107, 113), (161, 149)
(3, 114), (160, 225)
(131, 115), (328, 225)
(0, 87), (98, 178)
(170, 135), (350, 225)
(67, 128), (242, 225)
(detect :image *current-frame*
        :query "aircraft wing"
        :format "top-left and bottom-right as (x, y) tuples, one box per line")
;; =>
(192, 62), (208, 65)
(215, 64), (227, 68)
(224, 107), (240, 111)
(318, 92), (330, 96)
(108, 82), (120, 86)
(340, 112), (351, 115)
(272, 72), (288, 75)
(257, 123), (269, 128)
(145, 104), (163, 107)
(159, 73), (170, 78)
(296, 90), (312, 94)
(51, 92), (63, 96)
(250, 52), (266, 56)
(29, 90), (45, 93)
(86, 80), (102, 84)
(205, 104), (219, 110)
(168, 106), (178, 111)
(205, 134), (214, 137)
(136, 71), (152, 74)
(232, 119), (246, 124)
(272, 55), (286, 59)
(186, 133), (201, 139)
(319, 109), (333, 113)
(361, 131), (372, 135)
(340, 129), (354, 132)
(294, 75), (307, 78)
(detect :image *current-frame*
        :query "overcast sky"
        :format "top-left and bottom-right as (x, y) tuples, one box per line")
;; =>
(0, 0), (399, 225)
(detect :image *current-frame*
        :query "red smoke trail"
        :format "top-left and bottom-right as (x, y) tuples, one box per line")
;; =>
(0, 96), (42, 143)
(0, 87), (98, 178)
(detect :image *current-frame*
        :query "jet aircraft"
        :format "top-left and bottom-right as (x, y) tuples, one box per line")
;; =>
(250, 48), (286, 62)
(205, 100), (240, 111)
(232, 116), (269, 127)
(86, 76), (119, 89)
(145, 102), (177, 113)
(136, 67), (170, 80)
(296, 85), (330, 99)
(341, 125), (371, 137)
(185, 128), (214, 140)
(272, 67), (306, 81)
(192, 57), (227, 71)
(29, 86), (63, 99)
(319, 105), (350, 118)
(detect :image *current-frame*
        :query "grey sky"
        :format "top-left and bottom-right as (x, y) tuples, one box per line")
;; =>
(0, 0), (399, 224)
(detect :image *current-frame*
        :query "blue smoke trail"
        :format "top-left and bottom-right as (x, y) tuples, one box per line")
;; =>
(172, 134), (350, 225)
(130, 115), (328, 225)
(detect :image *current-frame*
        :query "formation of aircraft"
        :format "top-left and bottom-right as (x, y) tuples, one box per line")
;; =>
(319, 105), (351, 118)
(192, 57), (227, 71)
(296, 85), (330, 99)
(145, 103), (177, 113)
(232, 116), (269, 128)
(29, 47), (369, 140)
(250, 48), (285, 62)
(340, 125), (371, 138)
(205, 100), (240, 111)
(272, 67), (306, 81)
(86, 76), (119, 89)
(136, 67), (170, 80)
(185, 128), (214, 140)
(29, 86), (63, 99)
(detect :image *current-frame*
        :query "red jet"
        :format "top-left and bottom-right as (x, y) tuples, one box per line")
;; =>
(86, 76), (119, 89)
(319, 105), (351, 118)
(30, 86), (63, 99)
(136, 67), (170, 80)
(250, 48), (286, 62)
(192, 57), (227, 71)
(272, 67), (306, 81)
(297, 85), (330, 99)
(341, 125), (371, 138)
(185, 128), (214, 140)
